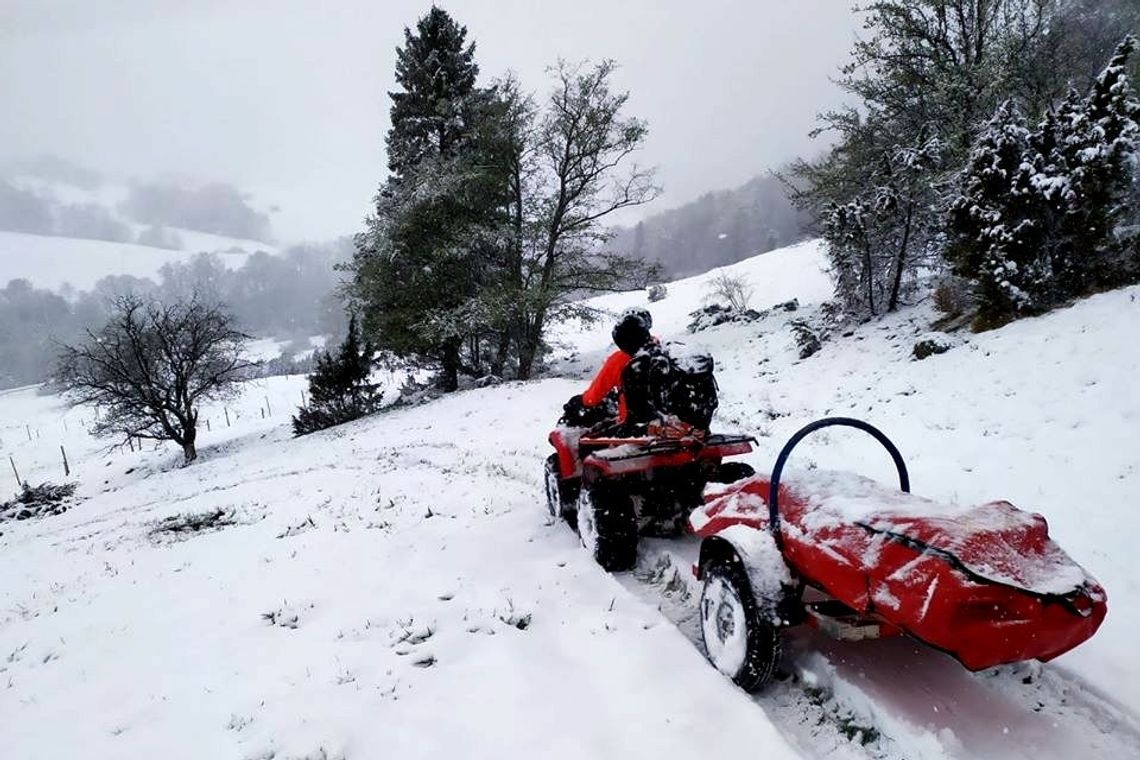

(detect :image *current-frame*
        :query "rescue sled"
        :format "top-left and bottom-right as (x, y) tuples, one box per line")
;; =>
(691, 418), (1108, 691)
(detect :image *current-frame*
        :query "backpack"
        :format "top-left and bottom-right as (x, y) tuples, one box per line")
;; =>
(622, 344), (719, 431)
(665, 351), (719, 431)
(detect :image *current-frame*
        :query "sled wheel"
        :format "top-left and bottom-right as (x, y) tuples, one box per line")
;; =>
(545, 454), (580, 523)
(578, 480), (637, 572)
(700, 557), (781, 692)
(709, 461), (756, 484)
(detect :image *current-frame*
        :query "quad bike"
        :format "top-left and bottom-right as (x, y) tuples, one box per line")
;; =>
(546, 414), (755, 572)
(691, 417), (1109, 691)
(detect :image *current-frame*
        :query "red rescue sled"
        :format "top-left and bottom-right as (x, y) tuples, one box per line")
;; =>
(690, 418), (1107, 691)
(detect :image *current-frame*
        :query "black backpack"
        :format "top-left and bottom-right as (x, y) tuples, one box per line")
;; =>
(665, 351), (719, 430)
(622, 344), (719, 430)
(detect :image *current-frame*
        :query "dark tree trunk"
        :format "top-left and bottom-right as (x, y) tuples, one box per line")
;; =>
(490, 330), (511, 378)
(517, 313), (547, 380)
(888, 202), (915, 313)
(181, 426), (197, 464)
(439, 338), (461, 392)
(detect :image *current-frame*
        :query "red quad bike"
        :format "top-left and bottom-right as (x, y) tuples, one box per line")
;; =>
(546, 422), (756, 571)
(691, 417), (1109, 692)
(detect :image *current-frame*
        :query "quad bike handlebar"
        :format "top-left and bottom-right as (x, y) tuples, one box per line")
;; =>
(768, 417), (910, 548)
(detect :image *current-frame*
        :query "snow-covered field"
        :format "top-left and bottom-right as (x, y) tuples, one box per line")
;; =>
(2, 240), (1139, 759)
(0, 230), (273, 292)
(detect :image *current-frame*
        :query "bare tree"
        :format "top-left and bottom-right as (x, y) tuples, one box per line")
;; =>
(510, 60), (662, 378)
(57, 295), (252, 463)
(706, 272), (755, 312)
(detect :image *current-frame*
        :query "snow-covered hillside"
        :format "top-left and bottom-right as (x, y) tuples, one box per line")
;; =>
(0, 230), (271, 291)
(2, 241), (1139, 760)
(0, 172), (278, 290)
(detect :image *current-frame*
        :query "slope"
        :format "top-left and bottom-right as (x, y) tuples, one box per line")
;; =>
(2, 240), (1139, 759)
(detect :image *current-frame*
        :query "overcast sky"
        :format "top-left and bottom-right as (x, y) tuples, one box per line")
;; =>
(0, 0), (858, 242)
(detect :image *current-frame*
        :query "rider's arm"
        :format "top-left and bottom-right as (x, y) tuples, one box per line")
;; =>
(582, 350), (629, 407)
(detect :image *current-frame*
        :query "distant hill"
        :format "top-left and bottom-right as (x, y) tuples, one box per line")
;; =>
(609, 173), (810, 279)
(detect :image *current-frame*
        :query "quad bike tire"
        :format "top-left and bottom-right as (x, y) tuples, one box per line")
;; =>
(578, 480), (638, 572)
(699, 556), (782, 692)
(544, 454), (580, 523)
(708, 461), (757, 484)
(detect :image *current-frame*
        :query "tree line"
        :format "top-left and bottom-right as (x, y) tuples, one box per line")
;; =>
(608, 174), (810, 279)
(790, 0), (1140, 329)
(0, 242), (348, 389)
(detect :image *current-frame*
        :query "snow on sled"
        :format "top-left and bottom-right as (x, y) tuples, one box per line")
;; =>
(690, 418), (1108, 692)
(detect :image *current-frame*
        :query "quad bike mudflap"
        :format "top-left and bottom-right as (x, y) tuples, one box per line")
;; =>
(546, 425), (756, 572)
(691, 417), (1109, 692)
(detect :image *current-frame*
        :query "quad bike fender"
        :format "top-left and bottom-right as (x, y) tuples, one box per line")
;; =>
(548, 428), (584, 479)
(698, 525), (795, 625)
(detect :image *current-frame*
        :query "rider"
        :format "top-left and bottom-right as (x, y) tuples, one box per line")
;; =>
(579, 308), (656, 426)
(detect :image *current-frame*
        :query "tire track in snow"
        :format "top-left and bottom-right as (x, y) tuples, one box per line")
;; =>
(609, 537), (1140, 760)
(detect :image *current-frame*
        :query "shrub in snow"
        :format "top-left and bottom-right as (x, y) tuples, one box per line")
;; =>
(946, 37), (1140, 328)
(790, 320), (822, 359)
(150, 508), (236, 538)
(0, 482), (79, 524)
(292, 315), (380, 436)
(647, 283), (668, 302)
(913, 338), (953, 361)
(705, 272), (754, 311)
(687, 303), (763, 333)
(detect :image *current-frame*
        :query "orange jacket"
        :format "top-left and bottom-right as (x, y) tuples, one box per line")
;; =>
(582, 349), (631, 421)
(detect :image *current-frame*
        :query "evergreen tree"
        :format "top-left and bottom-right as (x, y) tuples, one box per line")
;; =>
(945, 102), (1048, 324)
(350, 7), (500, 392)
(292, 315), (380, 436)
(946, 37), (1140, 327)
(1059, 36), (1140, 289)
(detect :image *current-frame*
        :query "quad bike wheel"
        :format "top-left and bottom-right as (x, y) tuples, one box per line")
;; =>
(700, 556), (782, 692)
(578, 480), (638, 571)
(544, 454), (580, 522)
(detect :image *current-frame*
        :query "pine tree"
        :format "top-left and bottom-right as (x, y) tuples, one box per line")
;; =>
(350, 7), (501, 392)
(946, 37), (1140, 327)
(946, 102), (1051, 325)
(292, 315), (380, 436)
(387, 7), (480, 171)
(1059, 36), (1140, 289)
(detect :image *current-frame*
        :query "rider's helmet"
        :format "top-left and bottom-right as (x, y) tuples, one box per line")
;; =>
(612, 308), (653, 355)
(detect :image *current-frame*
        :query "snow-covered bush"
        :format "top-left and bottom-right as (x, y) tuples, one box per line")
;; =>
(292, 316), (380, 436)
(706, 272), (754, 311)
(687, 303), (762, 333)
(0, 482), (79, 524)
(946, 37), (1140, 328)
(647, 283), (668, 302)
(789, 320), (822, 359)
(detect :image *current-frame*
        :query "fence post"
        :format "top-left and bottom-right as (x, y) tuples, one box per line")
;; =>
(264, 395), (273, 416)
(9, 455), (21, 489)
(206, 418), (211, 432)
(26, 424), (32, 442)
(225, 408), (231, 427)
(60, 445), (70, 478)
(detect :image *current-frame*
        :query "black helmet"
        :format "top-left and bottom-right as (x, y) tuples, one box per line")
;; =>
(612, 308), (652, 355)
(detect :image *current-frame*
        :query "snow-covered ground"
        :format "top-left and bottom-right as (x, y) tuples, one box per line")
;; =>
(2, 240), (1139, 759)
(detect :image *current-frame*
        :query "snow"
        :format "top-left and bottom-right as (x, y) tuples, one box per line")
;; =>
(2, 238), (1140, 758)
(0, 230), (269, 291)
